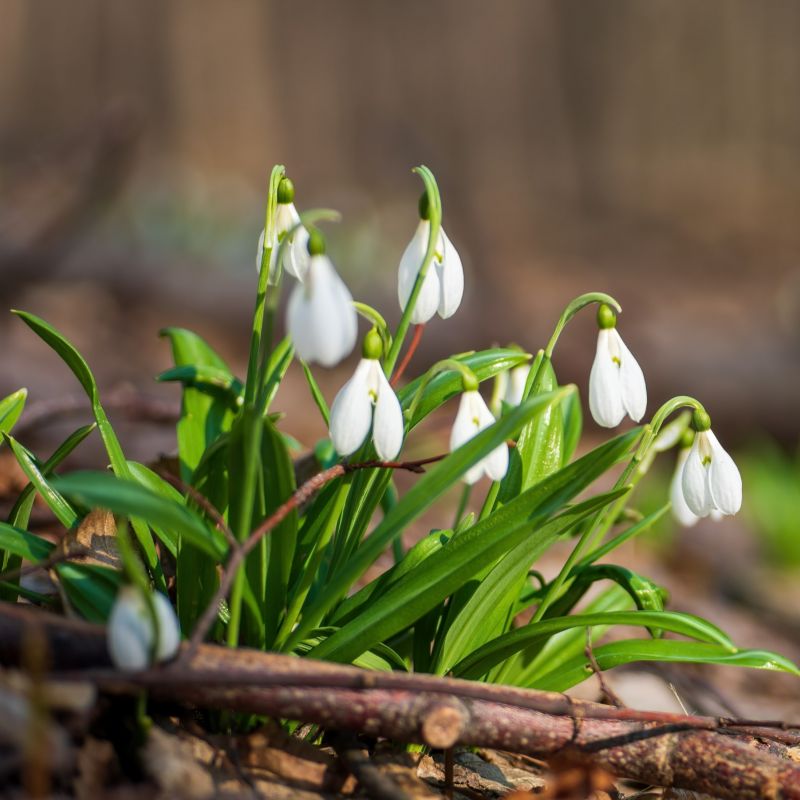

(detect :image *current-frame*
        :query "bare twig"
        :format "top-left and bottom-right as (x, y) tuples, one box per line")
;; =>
(390, 323), (425, 387)
(585, 630), (624, 708)
(1, 607), (799, 800)
(155, 468), (237, 550)
(0, 545), (90, 584)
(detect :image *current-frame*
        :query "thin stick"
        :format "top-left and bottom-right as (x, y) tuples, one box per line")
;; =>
(0, 545), (90, 583)
(155, 469), (237, 550)
(390, 323), (425, 387)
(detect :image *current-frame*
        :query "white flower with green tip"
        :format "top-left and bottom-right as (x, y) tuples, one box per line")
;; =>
(329, 330), (404, 460)
(589, 304), (647, 428)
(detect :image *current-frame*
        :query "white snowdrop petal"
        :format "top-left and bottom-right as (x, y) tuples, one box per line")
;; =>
(681, 436), (713, 517)
(613, 330), (647, 422)
(589, 330), (625, 428)
(285, 225), (310, 281)
(484, 442), (510, 482)
(398, 221), (440, 324)
(436, 228), (464, 319)
(107, 589), (151, 671)
(372, 368), (404, 460)
(450, 391), (481, 452)
(706, 430), (743, 515)
(505, 365), (531, 406)
(463, 462), (485, 485)
(152, 592), (181, 661)
(329, 360), (374, 456)
(288, 256), (357, 367)
(670, 448), (699, 527)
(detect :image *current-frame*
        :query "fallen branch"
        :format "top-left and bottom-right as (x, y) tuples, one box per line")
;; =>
(1, 605), (799, 799)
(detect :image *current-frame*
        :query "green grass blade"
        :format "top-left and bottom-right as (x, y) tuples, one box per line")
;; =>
(13, 311), (165, 590)
(0, 523), (55, 561)
(307, 427), (639, 663)
(0, 389), (27, 435)
(453, 611), (734, 680)
(534, 639), (800, 692)
(3, 434), (78, 529)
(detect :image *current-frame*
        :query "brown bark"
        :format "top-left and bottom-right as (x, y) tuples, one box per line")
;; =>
(1, 604), (799, 800)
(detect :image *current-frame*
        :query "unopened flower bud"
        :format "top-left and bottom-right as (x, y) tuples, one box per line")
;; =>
(277, 176), (295, 205)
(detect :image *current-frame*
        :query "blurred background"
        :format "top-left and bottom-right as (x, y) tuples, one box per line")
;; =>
(2, 1), (800, 707)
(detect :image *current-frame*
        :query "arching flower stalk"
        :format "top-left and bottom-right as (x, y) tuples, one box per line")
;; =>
(287, 229), (357, 367)
(329, 329), (404, 459)
(589, 304), (647, 428)
(398, 193), (464, 324)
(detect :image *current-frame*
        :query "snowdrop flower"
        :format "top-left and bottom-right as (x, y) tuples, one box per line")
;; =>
(450, 375), (509, 485)
(670, 444), (700, 527)
(329, 329), (404, 460)
(681, 410), (742, 518)
(107, 586), (180, 671)
(398, 193), (464, 324)
(255, 178), (310, 283)
(287, 230), (358, 367)
(504, 364), (531, 407)
(589, 304), (647, 428)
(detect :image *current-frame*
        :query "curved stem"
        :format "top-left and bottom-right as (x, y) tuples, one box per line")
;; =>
(391, 323), (425, 387)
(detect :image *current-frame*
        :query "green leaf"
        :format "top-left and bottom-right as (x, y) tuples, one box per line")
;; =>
(57, 562), (121, 623)
(497, 356), (563, 505)
(261, 336), (294, 412)
(1, 424), (96, 601)
(301, 361), (330, 427)
(3, 434), (78, 529)
(288, 390), (572, 651)
(307, 427), (639, 663)
(432, 491), (624, 675)
(561, 386), (583, 465)
(54, 472), (226, 560)
(160, 327), (237, 481)
(294, 629), (407, 672)
(156, 364), (242, 407)
(260, 416), (298, 646)
(0, 522), (55, 562)
(534, 639), (800, 692)
(14, 311), (164, 590)
(0, 389), (27, 435)
(126, 462), (184, 557)
(453, 610), (734, 680)
(399, 349), (531, 428)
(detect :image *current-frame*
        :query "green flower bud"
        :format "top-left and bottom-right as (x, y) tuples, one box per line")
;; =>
(679, 428), (695, 449)
(597, 303), (617, 330)
(691, 408), (711, 433)
(307, 228), (326, 256)
(418, 191), (431, 221)
(277, 177), (295, 205)
(362, 328), (383, 360)
(461, 369), (479, 393)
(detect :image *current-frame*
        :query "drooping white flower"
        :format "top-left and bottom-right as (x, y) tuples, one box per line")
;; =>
(670, 447), (700, 527)
(450, 390), (509, 485)
(255, 178), (310, 283)
(588, 308), (647, 428)
(329, 356), (404, 460)
(504, 364), (531, 407)
(107, 586), (181, 671)
(398, 219), (464, 324)
(287, 238), (357, 367)
(681, 427), (742, 518)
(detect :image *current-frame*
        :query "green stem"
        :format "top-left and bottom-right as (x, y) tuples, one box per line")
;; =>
(531, 395), (706, 623)
(453, 483), (472, 528)
(384, 165), (442, 375)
